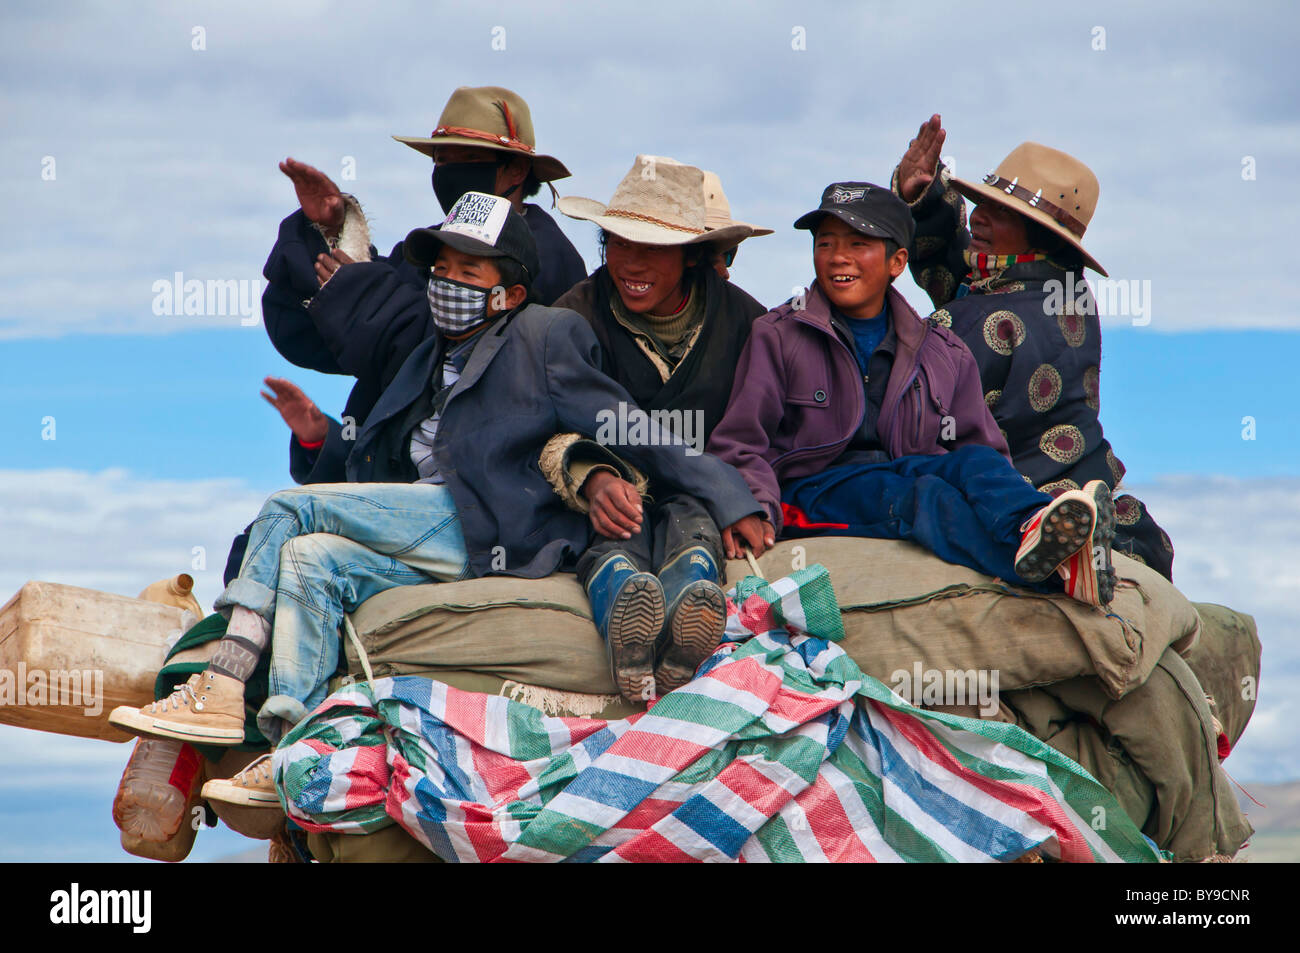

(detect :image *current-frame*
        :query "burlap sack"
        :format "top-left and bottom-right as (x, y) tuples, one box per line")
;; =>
(347, 537), (1201, 700)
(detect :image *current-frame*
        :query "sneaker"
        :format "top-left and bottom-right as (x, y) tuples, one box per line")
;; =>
(1056, 481), (1116, 606)
(654, 547), (726, 695)
(1014, 489), (1098, 583)
(202, 754), (280, 808)
(109, 671), (245, 744)
(585, 554), (665, 705)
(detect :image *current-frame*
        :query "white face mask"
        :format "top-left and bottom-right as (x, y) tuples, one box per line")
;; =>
(427, 275), (491, 334)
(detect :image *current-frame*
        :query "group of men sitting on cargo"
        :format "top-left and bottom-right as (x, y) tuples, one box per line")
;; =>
(109, 86), (1174, 810)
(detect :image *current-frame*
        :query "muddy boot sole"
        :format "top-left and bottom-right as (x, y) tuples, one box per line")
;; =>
(1089, 482), (1117, 605)
(655, 581), (726, 695)
(1015, 498), (1097, 583)
(606, 574), (665, 704)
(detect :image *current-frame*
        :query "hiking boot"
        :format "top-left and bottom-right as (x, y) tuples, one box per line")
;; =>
(202, 754), (280, 809)
(109, 670), (245, 744)
(1014, 489), (1098, 583)
(654, 546), (726, 695)
(1056, 480), (1116, 606)
(585, 553), (664, 705)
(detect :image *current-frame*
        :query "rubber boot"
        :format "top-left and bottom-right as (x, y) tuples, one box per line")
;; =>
(654, 546), (726, 695)
(585, 553), (664, 704)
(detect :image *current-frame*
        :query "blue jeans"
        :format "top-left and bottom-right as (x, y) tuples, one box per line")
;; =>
(214, 483), (470, 742)
(781, 445), (1054, 586)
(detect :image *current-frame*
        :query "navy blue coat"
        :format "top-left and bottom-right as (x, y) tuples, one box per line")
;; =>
(344, 303), (760, 579)
(262, 203), (587, 483)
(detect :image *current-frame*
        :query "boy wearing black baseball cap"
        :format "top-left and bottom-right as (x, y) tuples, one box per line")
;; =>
(709, 182), (1118, 606)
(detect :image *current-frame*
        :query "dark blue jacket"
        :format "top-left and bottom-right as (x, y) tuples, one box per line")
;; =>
(344, 303), (760, 579)
(263, 203), (587, 483)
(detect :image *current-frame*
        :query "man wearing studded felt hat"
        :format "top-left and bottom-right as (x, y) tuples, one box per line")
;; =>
(893, 115), (1174, 580)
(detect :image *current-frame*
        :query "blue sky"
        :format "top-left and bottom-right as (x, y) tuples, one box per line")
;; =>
(2, 327), (1296, 490)
(0, 0), (1296, 862)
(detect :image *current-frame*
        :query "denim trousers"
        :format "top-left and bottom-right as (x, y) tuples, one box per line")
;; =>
(214, 483), (470, 741)
(781, 445), (1054, 586)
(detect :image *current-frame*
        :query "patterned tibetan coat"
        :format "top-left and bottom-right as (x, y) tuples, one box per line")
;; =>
(895, 167), (1174, 580)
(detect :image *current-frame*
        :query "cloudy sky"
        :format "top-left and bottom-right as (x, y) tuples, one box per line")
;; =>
(0, 0), (1296, 861)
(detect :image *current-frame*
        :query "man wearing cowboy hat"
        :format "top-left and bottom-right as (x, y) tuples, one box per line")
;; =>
(540, 156), (770, 700)
(260, 86), (587, 488)
(213, 87), (589, 585)
(893, 115), (1174, 580)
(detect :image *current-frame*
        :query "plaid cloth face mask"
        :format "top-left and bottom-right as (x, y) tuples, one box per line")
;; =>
(427, 275), (492, 334)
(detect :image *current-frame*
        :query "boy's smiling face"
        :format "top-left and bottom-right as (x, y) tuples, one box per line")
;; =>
(813, 216), (907, 319)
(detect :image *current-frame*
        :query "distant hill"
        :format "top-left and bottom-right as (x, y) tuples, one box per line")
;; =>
(1235, 779), (1300, 862)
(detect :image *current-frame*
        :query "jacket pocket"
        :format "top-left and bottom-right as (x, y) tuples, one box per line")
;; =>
(910, 378), (925, 447)
(786, 384), (832, 408)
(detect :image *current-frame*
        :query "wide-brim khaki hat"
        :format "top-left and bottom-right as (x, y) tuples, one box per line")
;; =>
(952, 142), (1106, 276)
(558, 155), (752, 247)
(393, 85), (571, 182)
(702, 169), (773, 239)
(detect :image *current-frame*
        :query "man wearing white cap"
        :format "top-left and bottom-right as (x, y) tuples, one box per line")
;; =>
(261, 86), (587, 488)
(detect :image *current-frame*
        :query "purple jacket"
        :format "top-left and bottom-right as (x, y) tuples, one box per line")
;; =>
(707, 282), (1010, 532)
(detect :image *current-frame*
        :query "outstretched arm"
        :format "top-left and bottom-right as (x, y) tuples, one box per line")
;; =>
(891, 114), (971, 310)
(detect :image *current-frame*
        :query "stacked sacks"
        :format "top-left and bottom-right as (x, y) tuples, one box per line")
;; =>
(321, 537), (1254, 862)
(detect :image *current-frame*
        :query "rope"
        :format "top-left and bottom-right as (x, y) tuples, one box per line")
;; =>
(602, 207), (705, 234)
(343, 615), (375, 684)
(743, 546), (765, 580)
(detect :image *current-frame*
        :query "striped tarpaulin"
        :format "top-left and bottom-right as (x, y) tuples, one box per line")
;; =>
(274, 565), (1160, 863)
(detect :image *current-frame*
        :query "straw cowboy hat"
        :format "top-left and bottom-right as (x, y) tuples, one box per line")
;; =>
(952, 142), (1107, 276)
(558, 155), (753, 247)
(393, 85), (571, 182)
(702, 169), (773, 238)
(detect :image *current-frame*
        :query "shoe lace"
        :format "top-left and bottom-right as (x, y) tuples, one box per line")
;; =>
(236, 754), (273, 786)
(152, 677), (200, 713)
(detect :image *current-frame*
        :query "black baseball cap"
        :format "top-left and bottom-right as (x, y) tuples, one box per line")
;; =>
(405, 191), (541, 283)
(793, 182), (914, 249)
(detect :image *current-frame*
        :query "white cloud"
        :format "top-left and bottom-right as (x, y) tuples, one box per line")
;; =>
(0, 467), (273, 611)
(1, 1), (1296, 336)
(1122, 476), (1300, 782)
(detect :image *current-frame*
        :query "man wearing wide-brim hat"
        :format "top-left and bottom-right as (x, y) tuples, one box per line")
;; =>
(258, 85), (587, 492)
(892, 114), (1174, 580)
(541, 155), (770, 704)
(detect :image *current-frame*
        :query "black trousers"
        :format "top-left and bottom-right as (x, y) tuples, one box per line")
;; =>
(575, 493), (724, 588)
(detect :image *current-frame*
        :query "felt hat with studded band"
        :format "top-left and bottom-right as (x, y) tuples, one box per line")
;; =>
(393, 85), (571, 182)
(952, 142), (1106, 276)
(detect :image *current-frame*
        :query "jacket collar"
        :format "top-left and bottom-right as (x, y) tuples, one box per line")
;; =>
(444, 305), (522, 401)
(794, 281), (927, 352)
